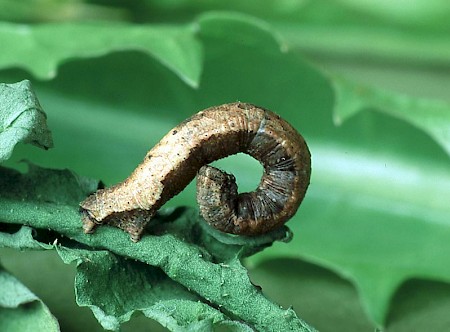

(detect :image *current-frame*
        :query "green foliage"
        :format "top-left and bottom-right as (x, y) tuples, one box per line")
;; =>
(0, 1), (449, 331)
(0, 22), (202, 86)
(0, 165), (311, 331)
(0, 264), (59, 332)
(332, 76), (450, 154)
(0, 80), (52, 162)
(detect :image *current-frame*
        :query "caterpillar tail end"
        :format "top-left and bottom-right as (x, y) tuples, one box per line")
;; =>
(79, 207), (144, 242)
(80, 208), (98, 234)
(128, 229), (142, 243)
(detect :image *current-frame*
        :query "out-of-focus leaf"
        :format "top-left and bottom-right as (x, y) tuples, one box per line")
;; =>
(0, 0), (129, 23)
(196, 14), (450, 326)
(0, 165), (315, 331)
(280, 22), (450, 67)
(332, 76), (450, 155)
(387, 279), (450, 331)
(139, 1), (450, 66)
(249, 153), (450, 323)
(0, 265), (60, 332)
(250, 259), (450, 332)
(0, 21), (202, 87)
(334, 0), (450, 26)
(0, 80), (52, 162)
(248, 259), (375, 331)
(2, 10), (450, 330)
(197, 11), (285, 52)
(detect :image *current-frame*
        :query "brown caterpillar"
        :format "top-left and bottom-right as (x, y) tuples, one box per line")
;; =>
(80, 102), (311, 242)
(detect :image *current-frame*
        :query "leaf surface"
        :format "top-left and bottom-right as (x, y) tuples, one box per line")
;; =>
(1, 9), (450, 330)
(58, 246), (254, 332)
(0, 265), (60, 332)
(0, 80), (52, 162)
(138, 0), (450, 66)
(0, 165), (314, 331)
(0, 22), (202, 87)
(332, 76), (450, 155)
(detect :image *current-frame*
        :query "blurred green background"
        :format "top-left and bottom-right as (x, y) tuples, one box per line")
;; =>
(1, 0), (450, 331)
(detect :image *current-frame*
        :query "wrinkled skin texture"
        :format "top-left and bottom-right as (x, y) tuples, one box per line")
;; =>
(80, 102), (311, 241)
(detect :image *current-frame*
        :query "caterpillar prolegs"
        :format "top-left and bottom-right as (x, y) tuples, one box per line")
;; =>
(80, 102), (311, 242)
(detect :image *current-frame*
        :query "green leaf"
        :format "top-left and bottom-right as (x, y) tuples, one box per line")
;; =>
(2, 9), (450, 330)
(277, 21), (450, 67)
(273, 0), (450, 66)
(0, 165), (315, 331)
(197, 11), (285, 52)
(0, 225), (49, 250)
(57, 246), (250, 331)
(387, 279), (450, 331)
(0, 80), (52, 162)
(139, 1), (450, 66)
(328, 0), (450, 26)
(0, 265), (60, 332)
(248, 259), (375, 331)
(332, 76), (450, 155)
(0, 0), (129, 23)
(0, 21), (202, 87)
(249, 259), (450, 332)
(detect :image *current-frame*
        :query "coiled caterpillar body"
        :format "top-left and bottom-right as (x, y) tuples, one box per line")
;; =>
(80, 102), (311, 241)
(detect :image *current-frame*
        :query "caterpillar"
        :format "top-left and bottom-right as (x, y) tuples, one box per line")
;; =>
(80, 102), (311, 242)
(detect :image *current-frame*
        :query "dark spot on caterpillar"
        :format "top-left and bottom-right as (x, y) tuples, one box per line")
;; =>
(79, 102), (311, 241)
